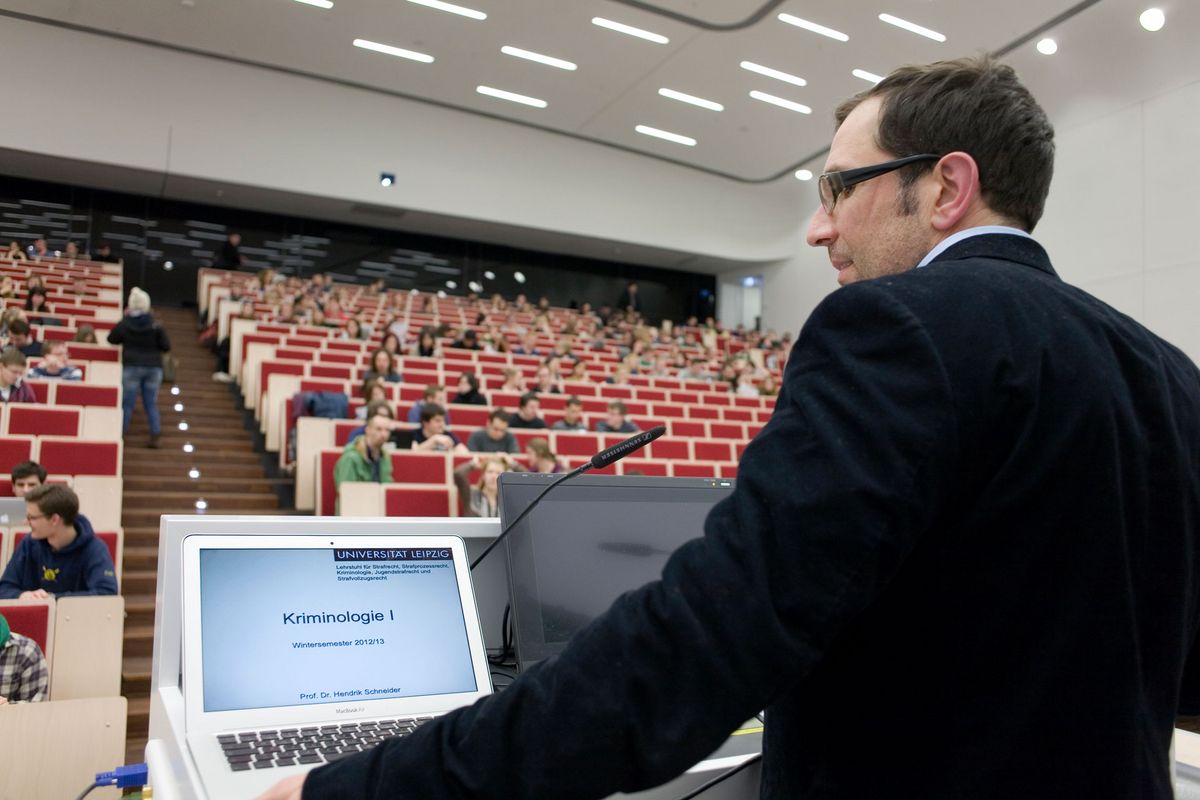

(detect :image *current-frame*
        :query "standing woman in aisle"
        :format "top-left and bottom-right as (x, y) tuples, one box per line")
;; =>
(107, 287), (172, 448)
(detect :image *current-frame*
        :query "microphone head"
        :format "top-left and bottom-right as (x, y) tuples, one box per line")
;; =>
(590, 425), (668, 469)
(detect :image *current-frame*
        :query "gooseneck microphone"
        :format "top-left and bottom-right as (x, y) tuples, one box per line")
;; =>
(469, 425), (666, 571)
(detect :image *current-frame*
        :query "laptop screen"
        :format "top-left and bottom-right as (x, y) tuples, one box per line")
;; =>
(498, 474), (734, 671)
(198, 546), (478, 713)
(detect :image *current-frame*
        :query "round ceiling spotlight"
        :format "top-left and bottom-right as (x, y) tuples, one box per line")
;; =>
(468, 281), (483, 293)
(1139, 7), (1165, 31)
(445, 280), (458, 290)
(794, 169), (813, 181)
(1036, 38), (1058, 55)
(513, 271), (526, 284)
(379, 172), (396, 187)
(483, 270), (496, 280)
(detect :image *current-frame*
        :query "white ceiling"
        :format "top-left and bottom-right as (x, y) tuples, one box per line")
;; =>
(3, 0), (1194, 185)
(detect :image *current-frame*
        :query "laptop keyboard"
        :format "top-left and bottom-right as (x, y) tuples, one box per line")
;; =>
(217, 717), (433, 771)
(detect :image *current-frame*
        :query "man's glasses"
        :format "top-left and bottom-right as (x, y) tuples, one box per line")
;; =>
(818, 154), (942, 214)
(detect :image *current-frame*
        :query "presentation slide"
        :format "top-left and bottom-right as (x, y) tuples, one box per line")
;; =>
(199, 547), (477, 713)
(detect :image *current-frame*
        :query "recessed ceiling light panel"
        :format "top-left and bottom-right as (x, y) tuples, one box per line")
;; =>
(1140, 7), (1165, 31)
(635, 125), (697, 147)
(739, 61), (806, 87)
(353, 38), (435, 63)
(852, 68), (884, 84)
(878, 13), (946, 42)
(501, 46), (577, 71)
(293, 0), (333, 8)
(658, 88), (723, 112)
(476, 85), (548, 108)
(592, 17), (669, 44)
(749, 90), (811, 115)
(406, 0), (486, 20)
(777, 13), (849, 42)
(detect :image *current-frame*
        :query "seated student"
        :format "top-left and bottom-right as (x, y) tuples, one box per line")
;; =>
(406, 384), (452, 425)
(0, 612), (49, 704)
(450, 329), (483, 351)
(27, 341), (82, 380)
(532, 365), (562, 395)
(451, 372), (487, 406)
(507, 392), (547, 429)
(333, 413), (393, 498)
(466, 409), (518, 453)
(362, 348), (402, 383)
(595, 400), (638, 434)
(72, 324), (99, 344)
(411, 404), (468, 454)
(525, 437), (564, 474)
(499, 367), (526, 393)
(512, 332), (540, 356)
(10, 460), (46, 497)
(452, 455), (516, 518)
(5, 319), (42, 358)
(24, 287), (53, 326)
(0, 484), (118, 599)
(0, 348), (37, 403)
(551, 395), (588, 431)
(345, 400), (396, 444)
(354, 378), (390, 421)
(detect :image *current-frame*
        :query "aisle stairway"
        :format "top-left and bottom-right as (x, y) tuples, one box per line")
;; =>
(120, 306), (289, 763)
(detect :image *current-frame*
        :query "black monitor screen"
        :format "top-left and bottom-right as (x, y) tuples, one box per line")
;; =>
(498, 473), (734, 671)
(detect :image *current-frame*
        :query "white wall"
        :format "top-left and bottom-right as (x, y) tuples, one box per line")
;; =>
(0, 17), (804, 265)
(724, 77), (1200, 360)
(1037, 77), (1200, 362)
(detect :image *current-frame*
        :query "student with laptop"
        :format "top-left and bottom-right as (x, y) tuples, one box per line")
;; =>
(262, 57), (1200, 800)
(0, 484), (117, 599)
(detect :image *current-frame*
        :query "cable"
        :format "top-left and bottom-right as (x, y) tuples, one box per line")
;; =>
(672, 753), (763, 800)
(73, 784), (101, 800)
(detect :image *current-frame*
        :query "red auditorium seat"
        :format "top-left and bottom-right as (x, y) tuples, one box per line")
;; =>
(37, 438), (120, 476)
(317, 449), (342, 516)
(6, 406), (81, 437)
(54, 384), (119, 408)
(733, 396), (763, 408)
(694, 441), (734, 462)
(0, 600), (52, 658)
(709, 423), (745, 440)
(649, 437), (690, 461)
(554, 432), (599, 457)
(24, 381), (51, 403)
(384, 485), (455, 517)
(67, 343), (120, 363)
(621, 459), (669, 477)
(673, 462), (721, 478)
(719, 463), (739, 478)
(510, 430), (545, 451)
(333, 421), (361, 446)
(723, 408), (754, 422)
(389, 452), (450, 484)
(448, 405), (489, 429)
(638, 389), (667, 402)
(686, 405), (719, 420)
(667, 420), (706, 438)
(309, 364), (354, 380)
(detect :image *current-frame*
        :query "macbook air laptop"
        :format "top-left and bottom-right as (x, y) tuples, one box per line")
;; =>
(180, 533), (492, 799)
(0, 496), (27, 525)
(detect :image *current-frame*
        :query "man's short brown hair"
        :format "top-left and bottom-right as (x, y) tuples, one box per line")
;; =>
(835, 55), (1054, 231)
(1, 348), (27, 368)
(26, 484), (79, 526)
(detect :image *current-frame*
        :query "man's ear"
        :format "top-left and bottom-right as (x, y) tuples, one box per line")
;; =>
(929, 151), (982, 232)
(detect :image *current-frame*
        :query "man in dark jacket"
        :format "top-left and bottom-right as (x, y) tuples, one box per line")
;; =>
(107, 287), (171, 447)
(262, 56), (1200, 800)
(0, 484), (117, 599)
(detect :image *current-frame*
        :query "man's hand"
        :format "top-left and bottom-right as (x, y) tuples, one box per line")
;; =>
(256, 773), (306, 800)
(18, 589), (49, 600)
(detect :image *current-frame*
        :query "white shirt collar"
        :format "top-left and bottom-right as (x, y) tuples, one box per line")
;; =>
(917, 225), (1033, 268)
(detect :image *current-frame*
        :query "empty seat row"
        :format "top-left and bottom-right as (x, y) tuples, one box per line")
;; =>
(0, 403), (123, 440)
(0, 436), (123, 478)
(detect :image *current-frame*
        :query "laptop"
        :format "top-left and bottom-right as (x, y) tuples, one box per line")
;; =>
(180, 533), (492, 799)
(496, 475), (763, 770)
(0, 496), (27, 525)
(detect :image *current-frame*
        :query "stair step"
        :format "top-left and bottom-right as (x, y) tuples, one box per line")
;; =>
(123, 490), (281, 510)
(123, 571), (158, 596)
(126, 596), (156, 627)
(124, 623), (154, 658)
(123, 476), (289, 493)
(124, 545), (160, 571)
